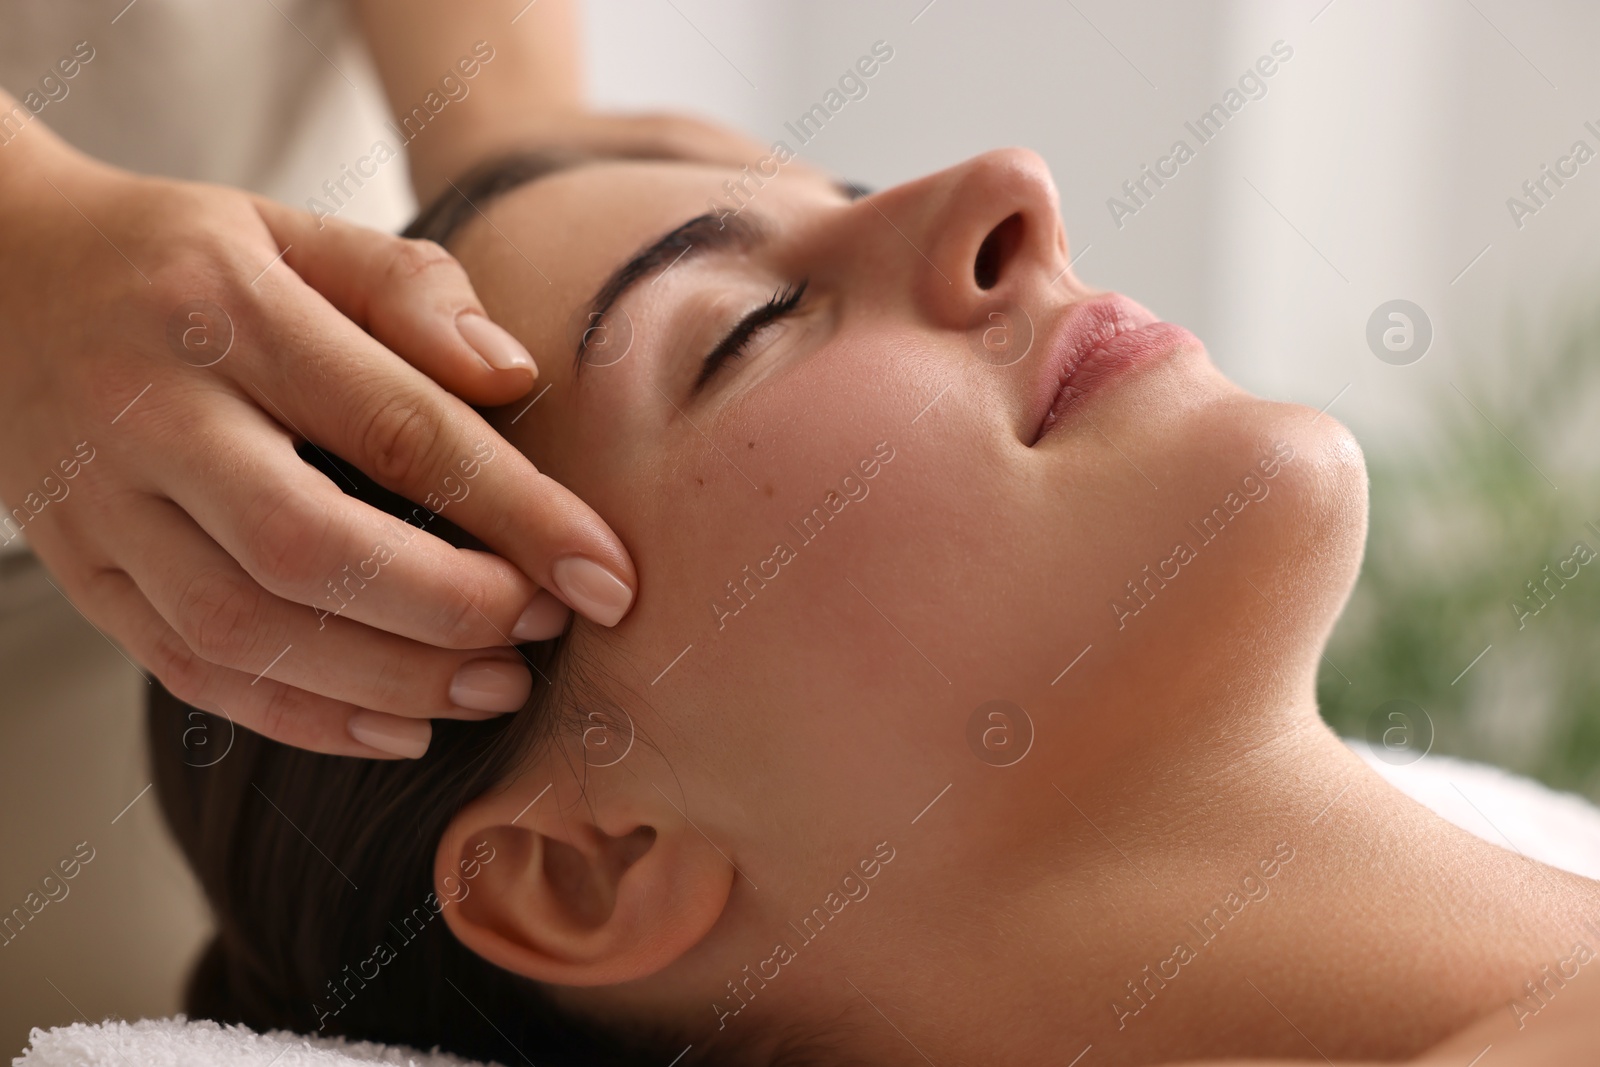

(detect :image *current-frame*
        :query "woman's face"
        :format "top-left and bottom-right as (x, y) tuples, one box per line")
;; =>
(453, 148), (1368, 901)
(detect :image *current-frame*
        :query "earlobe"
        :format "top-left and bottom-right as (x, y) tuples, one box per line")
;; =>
(434, 774), (736, 987)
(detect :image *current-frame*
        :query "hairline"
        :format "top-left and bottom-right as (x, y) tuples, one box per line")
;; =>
(403, 151), (615, 250)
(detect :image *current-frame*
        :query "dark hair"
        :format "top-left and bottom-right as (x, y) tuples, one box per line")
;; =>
(148, 152), (827, 1066)
(147, 444), (675, 1064)
(402, 150), (592, 246)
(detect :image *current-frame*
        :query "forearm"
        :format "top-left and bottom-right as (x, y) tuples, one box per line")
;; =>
(351, 0), (587, 203)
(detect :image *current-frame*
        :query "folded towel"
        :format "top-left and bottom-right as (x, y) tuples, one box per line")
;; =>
(1349, 740), (1600, 881)
(13, 1017), (499, 1067)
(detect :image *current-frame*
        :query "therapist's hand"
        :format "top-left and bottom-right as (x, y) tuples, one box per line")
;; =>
(0, 119), (636, 759)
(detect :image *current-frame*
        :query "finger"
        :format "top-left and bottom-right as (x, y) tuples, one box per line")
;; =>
(628, 112), (792, 169)
(226, 294), (638, 628)
(79, 565), (432, 759)
(150, 391), (560, 648)
(542, 112), (788, 172)
(124, 494), (539, 717)
(252, 196), (537, 407)
(612, 113), (832, 181)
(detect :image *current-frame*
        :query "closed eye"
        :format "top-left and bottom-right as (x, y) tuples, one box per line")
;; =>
(693, 280), (809, 393)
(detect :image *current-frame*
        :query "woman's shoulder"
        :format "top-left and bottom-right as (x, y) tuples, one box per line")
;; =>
(1408, 962), (1600, 1066)
(1163, 967), (1600, 1067)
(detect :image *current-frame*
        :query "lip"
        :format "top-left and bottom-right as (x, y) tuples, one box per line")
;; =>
(1028, 293), (1194, 445)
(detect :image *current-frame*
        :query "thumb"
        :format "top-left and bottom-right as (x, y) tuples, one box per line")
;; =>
(251, 196), (537, 406)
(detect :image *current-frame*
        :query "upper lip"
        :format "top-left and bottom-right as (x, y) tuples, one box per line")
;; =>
(1027, 292), (1157, 444)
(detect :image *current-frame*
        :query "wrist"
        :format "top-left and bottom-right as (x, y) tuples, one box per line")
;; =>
(0, 90), (108, 208)
(0, 89), (68, 181)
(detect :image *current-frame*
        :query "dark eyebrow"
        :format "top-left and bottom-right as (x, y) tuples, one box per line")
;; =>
(574, 210), (767, 371)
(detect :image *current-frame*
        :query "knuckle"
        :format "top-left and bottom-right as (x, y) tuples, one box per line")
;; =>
(385, 238), (462, 286)
(352, 395), (446, 487)
(249, 681), (303, 742)
(172, 568), (261, 664)
(147, 629), (210, 707)
(365, 649), (429, 711)
(430, 581), (489, 649)
(148, 195), (273, 301)
(239, 484), (336, 596)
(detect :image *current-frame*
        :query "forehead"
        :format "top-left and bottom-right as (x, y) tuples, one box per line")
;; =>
(450, 160), (835, 380)
(451, 161), (709, 368)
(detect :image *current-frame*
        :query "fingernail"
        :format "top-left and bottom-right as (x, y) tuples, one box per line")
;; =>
(458, 311), (538, 377)
(552, 556), (634, 627)
(348, 710), (431, 759)
(450, 658), (533, 713)
(512, 590), (572, 641)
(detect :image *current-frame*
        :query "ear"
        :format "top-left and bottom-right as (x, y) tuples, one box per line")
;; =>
(434, 771), (736, 987)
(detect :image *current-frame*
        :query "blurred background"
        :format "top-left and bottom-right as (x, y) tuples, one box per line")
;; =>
(3, 0), (1599, 1054)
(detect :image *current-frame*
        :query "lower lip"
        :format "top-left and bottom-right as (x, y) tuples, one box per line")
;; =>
(1036, 321), (1197, 441)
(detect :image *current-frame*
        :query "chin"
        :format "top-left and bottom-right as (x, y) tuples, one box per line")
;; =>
(1242, 395), (1370, 656)
(1018, 360), (1370, 765)
(1170, 400), (1364, 679)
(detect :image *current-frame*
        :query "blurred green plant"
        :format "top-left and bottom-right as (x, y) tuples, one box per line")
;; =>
(1318, 301), (1600, 799)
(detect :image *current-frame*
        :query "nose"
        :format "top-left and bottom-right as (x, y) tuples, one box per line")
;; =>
(858, 148), (1068, 331)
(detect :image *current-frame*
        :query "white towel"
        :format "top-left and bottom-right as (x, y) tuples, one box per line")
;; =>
(12, 1017), (499, 1067)
(18, 751), (1600, 1066)
(1349, 740), (1600, 881)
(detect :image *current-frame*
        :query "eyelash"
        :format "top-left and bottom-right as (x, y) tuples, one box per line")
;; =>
(694, 279), (809, 391)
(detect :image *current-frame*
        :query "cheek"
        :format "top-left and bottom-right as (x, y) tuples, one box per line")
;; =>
(616, 328), (960, 649)
(589, 331), (997, 801)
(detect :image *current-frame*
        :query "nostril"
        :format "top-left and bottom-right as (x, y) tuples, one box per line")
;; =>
(973, 213), (1025, 290)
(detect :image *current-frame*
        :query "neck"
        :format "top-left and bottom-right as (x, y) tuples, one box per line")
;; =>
(834, 688), (1600, 1066)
